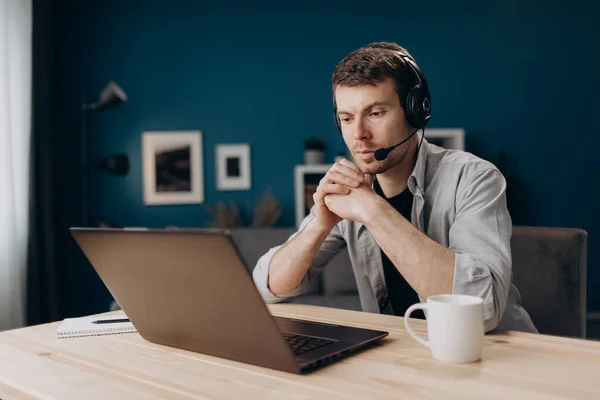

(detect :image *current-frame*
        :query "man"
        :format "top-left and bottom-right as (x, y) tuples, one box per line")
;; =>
(253, 41), (537, 333)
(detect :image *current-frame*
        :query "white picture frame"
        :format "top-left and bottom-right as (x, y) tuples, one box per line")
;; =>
(216, 144), (251, 191)
(142, 130), (204, 205)
(294, 164), (332, 227)
(425, 128), (465, 150)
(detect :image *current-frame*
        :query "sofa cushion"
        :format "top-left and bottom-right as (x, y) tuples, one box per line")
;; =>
(230, 228), (296, 273)
(511, 226), (587, 338)
(230, 228), (323, 292)
(320, 248), (359, 295)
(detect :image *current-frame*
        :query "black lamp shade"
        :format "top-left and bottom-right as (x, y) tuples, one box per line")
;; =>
(82, 81), (128, 111)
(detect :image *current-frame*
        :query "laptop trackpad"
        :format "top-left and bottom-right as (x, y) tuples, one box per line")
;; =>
(273, 316), (340, 338)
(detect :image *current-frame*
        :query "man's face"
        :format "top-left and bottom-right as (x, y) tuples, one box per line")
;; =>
(335, 79), (413, 175)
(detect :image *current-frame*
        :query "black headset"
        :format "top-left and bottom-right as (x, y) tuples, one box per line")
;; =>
(334, 50), (431, 132)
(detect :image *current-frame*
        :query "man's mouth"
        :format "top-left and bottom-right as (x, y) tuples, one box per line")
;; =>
(356, 150), (375, 160)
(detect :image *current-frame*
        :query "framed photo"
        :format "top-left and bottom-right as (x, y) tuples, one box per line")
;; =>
(142, 130), (204, 205)
(216, 144), (251, 190)
(294, 164), (332, 227)
(425, 128), (465, 150)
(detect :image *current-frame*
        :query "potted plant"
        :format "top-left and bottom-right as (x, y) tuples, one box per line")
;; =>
(335, 151), (347, 163)
(304, 136), (326, 165)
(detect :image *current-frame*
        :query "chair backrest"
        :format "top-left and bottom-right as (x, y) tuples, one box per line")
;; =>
(511, 226), (588, 338)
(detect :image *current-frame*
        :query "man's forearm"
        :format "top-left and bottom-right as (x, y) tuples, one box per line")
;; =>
(268, 219), (331, 295)
(363, 196), (455, 298)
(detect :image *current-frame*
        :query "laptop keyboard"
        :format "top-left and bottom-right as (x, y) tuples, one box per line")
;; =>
(282, 332), (335, 356)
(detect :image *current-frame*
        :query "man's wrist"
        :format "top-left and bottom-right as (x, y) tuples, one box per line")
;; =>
(360, 194), (385, 226)
(307, 216), (335, 238)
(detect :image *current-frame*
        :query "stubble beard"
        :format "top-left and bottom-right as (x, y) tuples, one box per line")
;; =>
(356, 144), (412, 175)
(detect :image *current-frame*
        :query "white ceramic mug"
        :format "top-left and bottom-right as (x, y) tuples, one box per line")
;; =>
(404, 294), (484, 363)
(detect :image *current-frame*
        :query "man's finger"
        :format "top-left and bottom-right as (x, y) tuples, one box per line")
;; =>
(321, 183), (350, 195)
(333, 160), (364, 183)
(328, 171), (361, 188)
(337, 158), (360, 172)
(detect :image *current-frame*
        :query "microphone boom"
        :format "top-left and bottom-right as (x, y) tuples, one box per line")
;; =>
(373, 129), (419, 161)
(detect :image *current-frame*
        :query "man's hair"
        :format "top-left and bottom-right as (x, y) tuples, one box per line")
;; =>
(331, 41), (418, 111)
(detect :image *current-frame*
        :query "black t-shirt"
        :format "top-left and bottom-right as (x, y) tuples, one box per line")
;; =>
(374, 180), (425, 319)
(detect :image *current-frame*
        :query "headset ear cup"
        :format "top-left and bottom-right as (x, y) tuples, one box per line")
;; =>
(414, 89), (431, 128)
(405, 87), (431, 130)
(421, 95), (431, 127)
(404, 87), (418, 129)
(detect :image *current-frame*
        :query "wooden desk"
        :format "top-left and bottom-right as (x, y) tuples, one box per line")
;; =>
(1, 304), (599, 399)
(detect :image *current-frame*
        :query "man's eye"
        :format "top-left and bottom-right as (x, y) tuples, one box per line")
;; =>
(341, 118), (351, 123)
(371, 111), (383, 117)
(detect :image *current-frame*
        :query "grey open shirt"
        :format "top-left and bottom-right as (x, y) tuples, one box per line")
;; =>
(253, 138), (538, 334)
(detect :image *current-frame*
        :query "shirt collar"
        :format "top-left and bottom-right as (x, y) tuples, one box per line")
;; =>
(407, 134), (429, 197)
(368, 134), (429, 197)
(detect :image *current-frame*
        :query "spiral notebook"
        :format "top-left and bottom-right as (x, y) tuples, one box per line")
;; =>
(56, 314), (137, 339)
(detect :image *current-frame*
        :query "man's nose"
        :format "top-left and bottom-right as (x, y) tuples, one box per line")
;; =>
(353, 118), (371, 140)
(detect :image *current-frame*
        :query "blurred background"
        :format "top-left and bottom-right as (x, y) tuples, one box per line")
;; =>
(27, 0), (599, 334)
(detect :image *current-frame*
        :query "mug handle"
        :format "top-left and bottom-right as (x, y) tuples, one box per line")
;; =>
(404, 303), (430, 348)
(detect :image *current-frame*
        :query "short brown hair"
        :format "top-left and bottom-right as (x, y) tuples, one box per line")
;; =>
(331, 42), (418, 111)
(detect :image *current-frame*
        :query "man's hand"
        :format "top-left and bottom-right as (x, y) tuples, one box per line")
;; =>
(267, 158), (366, 295)
(312, 159), (366, 232)
(322, 160), (377, 224)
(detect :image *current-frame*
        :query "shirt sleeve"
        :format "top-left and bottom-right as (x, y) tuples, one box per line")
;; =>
(252, 206), (347, 303)
(449, 168), (513, 332)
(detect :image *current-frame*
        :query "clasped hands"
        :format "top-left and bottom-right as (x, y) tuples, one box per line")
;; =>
(312, 159), (377, 230)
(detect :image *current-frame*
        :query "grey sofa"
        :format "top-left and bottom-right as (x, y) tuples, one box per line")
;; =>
(231, 226), (588, 338)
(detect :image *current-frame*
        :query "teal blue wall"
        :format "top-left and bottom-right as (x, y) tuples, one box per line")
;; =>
(54, 1), (600, 315)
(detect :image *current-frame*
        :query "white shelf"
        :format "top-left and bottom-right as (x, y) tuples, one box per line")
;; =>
(294, 164), (332, 227)
(425, 128), (465, 150)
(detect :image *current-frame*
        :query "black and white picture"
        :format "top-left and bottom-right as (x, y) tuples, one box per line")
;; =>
(155, 144), (191, 192)
(143, 130), (204, 205)
(226, 156), (241, 178)
(216, 144), (251, 190)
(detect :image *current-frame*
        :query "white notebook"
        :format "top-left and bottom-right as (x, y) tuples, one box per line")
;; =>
(56, 314), (137, 339)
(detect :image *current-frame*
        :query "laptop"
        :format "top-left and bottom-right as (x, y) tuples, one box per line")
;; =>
(69, 227), (388, 374)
